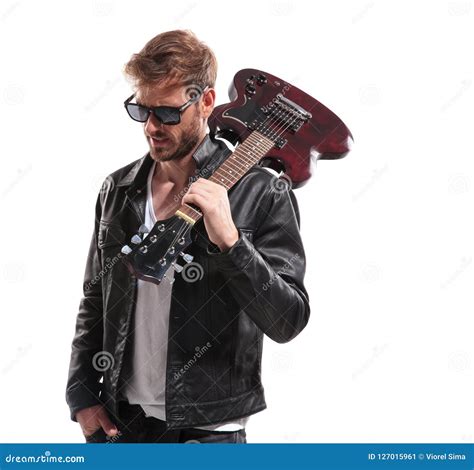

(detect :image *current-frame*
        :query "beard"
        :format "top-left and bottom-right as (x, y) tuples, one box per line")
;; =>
(147, 111), (202, 163)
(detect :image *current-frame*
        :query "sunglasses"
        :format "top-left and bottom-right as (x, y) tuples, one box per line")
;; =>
(124, 85), (208, 125)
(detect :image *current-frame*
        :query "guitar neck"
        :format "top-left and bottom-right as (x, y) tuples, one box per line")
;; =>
(175, 131), (274, 225)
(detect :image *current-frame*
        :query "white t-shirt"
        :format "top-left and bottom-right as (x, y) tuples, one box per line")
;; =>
(121, 161), (249, 432)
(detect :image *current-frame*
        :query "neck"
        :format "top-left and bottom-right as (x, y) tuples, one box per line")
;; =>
(153, 154), (196, 188)
(152, 131), (206, 188)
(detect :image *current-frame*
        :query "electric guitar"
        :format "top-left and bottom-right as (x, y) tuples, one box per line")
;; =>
(120, 68), (353, 285)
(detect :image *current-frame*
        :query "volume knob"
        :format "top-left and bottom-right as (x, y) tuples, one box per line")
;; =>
(257, 73), (267, 85)
(245, 84), (256, 96)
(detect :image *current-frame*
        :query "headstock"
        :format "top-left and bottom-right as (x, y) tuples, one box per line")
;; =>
(120, 215), (195, 285)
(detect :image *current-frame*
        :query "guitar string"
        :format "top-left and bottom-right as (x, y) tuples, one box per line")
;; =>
(150, 92), (305, 269)
(207, 99), (301, 186)
(222, 105), (290, 174)
(164, 100), (302, 259)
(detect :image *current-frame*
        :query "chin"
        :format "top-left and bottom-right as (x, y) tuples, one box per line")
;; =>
(149, 148), (170, 161)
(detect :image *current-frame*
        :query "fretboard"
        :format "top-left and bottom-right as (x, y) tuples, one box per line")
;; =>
(175, 131), (274, 225)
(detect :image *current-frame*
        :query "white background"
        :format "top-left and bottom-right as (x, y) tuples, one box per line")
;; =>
(0, 0), (473, 443)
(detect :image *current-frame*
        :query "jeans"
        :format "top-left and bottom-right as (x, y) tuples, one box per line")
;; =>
(84, 401), (247, 444)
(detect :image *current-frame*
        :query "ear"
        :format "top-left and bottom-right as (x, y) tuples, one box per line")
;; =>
(200, 88), (216, 119)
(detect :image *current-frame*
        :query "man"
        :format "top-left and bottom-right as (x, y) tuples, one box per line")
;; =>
(66, 29), (310, 443)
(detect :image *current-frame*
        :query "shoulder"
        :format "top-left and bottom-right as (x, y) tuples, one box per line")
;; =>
(236, 165), (293, 201)
(104, 155), (146, 185)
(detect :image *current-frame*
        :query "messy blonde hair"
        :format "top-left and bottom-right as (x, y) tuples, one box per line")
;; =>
(124, 29), (217, 89)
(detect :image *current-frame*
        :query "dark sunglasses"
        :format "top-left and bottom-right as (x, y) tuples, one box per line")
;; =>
(124, 85), (208, 125)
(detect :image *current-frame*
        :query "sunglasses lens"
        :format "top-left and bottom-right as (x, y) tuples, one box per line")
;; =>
(155, 107), (180, 125)
(126, 104), (149, 122)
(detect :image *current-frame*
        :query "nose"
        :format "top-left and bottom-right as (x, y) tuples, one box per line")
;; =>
(144, 112), (164, 134)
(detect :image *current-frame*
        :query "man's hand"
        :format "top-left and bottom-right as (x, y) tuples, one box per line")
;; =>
(182, 178), (239, 251)
(76, 404), (119, 437)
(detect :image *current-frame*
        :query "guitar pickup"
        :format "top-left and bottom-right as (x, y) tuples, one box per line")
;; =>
(275, 137), (287, 149)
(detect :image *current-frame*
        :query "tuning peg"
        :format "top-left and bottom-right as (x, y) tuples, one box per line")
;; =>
(180, 252), (193, 263)
(121, 245), (132, 255)
(138, 224), (149, 235)
(172, 262), (183, 273)
(131, 234), (142, 244)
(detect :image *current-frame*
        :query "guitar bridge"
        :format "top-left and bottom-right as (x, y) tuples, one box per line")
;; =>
(276, 94), (312, 120)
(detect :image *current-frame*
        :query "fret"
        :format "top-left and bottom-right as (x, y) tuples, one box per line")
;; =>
(233, 148), (259, 166)
(209, 174), (231, 189)
(210, 165), (234, 186)
(175, 131), (274, 225)
(223, 159), (242, 175)
(231, 148), (252, 166)
(220, 159), (239, 175)
(208, 174), (234, 190)
(221, 161), (242, 184)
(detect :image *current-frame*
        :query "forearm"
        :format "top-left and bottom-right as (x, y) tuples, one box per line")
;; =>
(66, 295), (104, 421)
(208, 230), (310, 343)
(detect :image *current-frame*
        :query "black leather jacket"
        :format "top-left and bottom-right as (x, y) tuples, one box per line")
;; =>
(66, 133), (310, 429)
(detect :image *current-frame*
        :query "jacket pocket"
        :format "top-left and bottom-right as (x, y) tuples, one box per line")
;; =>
(98, 223), (126, 249)
(98, 223), (126, 264)
(239, 228), (254, 243)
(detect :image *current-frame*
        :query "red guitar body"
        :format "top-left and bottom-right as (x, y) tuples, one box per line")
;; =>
(209, 68), (353, 188)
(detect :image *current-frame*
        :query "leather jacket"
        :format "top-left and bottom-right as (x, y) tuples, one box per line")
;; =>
(66, 133), (310, 429)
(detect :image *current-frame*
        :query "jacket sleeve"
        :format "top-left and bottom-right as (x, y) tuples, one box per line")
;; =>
(65, 194), (104, 421)
(207, 181), (310, 343)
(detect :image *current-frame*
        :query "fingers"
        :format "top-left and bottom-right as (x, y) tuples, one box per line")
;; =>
(189, 178), (226, 195)
(98, 409), (119, 437)
(186, 183), (214, 198)
(182, 192), (208, 211)
(77, 405), (103, 436)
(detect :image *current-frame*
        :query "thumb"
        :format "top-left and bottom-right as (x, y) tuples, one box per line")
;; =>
(98, 412), (119, 436)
